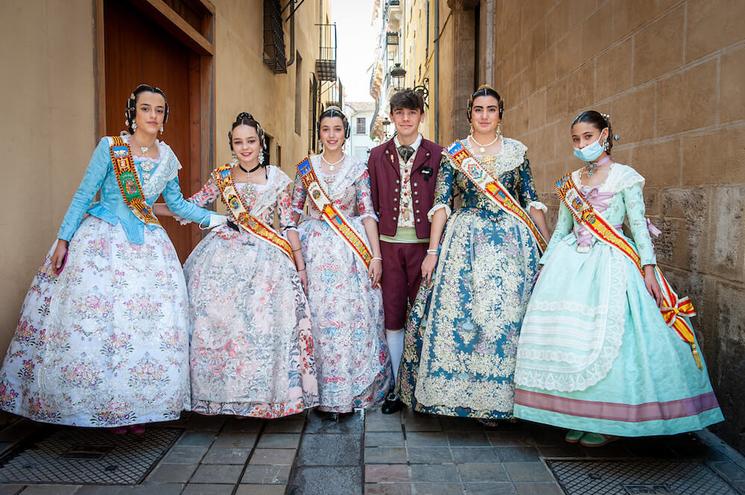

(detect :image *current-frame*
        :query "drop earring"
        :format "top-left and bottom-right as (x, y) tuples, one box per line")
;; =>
(230, 152), (238, 166)
(258, 150), (265, 165)
(132, 122), (137, 131)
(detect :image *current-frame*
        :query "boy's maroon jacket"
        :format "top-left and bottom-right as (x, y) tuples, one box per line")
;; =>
(367, 137), (443, 239)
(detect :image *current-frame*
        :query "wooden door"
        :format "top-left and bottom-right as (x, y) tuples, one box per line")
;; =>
(103, 0), (200, 262)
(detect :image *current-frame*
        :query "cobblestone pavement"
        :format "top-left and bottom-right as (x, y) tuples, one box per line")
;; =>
(0, 408), (743, 494)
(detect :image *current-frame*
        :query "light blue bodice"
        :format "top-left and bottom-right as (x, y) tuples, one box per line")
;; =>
(542, 164), (657, 266)
(58, 136), (212, 244)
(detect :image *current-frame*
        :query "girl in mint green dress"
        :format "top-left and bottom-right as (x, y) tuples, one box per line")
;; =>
(513, 111), (723, 447)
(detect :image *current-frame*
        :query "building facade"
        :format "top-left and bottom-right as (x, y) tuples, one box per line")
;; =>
(344, 101), (377, 162)
(0, 0), (338, 355)
(378, 0), (745, 453)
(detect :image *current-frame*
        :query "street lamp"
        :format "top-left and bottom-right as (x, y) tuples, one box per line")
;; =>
(389, 63), (406, 91)
(382, 117), (391, 138)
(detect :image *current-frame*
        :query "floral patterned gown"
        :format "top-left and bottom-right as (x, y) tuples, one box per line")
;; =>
(0, 137), (214, 427)
(397, 138), (544, 419)
(289, 155), (392, 412)
(185, 166), (318, 418)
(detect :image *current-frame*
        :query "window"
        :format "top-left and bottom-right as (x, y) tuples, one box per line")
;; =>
(263, 0), (287, 73)
(356, 117), (366, 135)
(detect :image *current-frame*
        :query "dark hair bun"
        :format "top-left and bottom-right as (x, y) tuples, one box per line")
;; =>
(236, 112), (254, 122)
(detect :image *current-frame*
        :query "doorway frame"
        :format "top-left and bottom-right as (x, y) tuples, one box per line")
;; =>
(93, 0), (216, 212)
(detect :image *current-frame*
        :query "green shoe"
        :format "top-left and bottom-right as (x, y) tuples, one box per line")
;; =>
(579, 432), (618, 447)
(564, 430), (585, 444)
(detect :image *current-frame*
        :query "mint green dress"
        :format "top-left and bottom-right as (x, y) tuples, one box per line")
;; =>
(513, 164), (723, 436)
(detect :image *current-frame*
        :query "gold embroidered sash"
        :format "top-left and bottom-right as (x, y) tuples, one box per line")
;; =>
(445, 140), (547, 252)
(213, 165), (294, 261)
(296, 157), (373, 268)
(555, 173), (701, 369)
(109, 136), (160, 226)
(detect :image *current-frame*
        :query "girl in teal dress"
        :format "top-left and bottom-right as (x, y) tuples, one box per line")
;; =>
(513, 111), (723, 446)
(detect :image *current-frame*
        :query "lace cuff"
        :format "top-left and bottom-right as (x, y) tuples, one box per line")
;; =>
(359, 212), (379, 223)
(427, 204), (451, 221)
(528, 201), (547, 213)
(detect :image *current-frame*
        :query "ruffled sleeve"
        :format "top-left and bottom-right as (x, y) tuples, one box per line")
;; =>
(354, 169), (378, 222)
(188, 175), (220, 208)
(428, 155), (455, 220)
(516, 155), (546, 212)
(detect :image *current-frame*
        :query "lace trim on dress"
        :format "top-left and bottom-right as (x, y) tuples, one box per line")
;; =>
(310, 154), (369, 199)
(248, 166), (292, 217)
(128, 136), (180, 198)
(462, 137), (528, 177)
(515, 249), (629, 392)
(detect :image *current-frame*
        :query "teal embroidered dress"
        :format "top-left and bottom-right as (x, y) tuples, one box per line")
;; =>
(514, 164), (723, 436)
(397, 138), (543, 419)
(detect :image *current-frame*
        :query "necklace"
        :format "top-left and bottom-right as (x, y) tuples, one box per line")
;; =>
(238, 162), (262, 174)
(321, 153), (345, 171)
(585, 155), (613, 177)
(130, 136), (155, 156)
(469, 134), (500, 153)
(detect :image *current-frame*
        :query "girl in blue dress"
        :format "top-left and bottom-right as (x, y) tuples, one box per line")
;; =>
(0, 85), (224, 433)
(514, 110), (723, 446)
(398, 86), (550, 421)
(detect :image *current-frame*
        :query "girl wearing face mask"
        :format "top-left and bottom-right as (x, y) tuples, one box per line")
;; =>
(288, 107), (391, 418)
(399, 85), (550, 423)
(158, 112), (319, 418)
(0, 84), (225, 433)
(513, 110), (723, 447)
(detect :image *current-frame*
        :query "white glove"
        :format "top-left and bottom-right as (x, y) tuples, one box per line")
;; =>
(206, 214), (228, 229)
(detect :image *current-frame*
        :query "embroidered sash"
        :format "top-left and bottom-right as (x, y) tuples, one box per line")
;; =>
(211, 165), (294, 261)
(109, 136), (160, 226)
(444, 141), (547, 252)
(555, 173), (701, 369)
(296, 157), (373, 268)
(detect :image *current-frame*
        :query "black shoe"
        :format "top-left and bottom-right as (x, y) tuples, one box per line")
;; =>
(381, 393), (403, 414)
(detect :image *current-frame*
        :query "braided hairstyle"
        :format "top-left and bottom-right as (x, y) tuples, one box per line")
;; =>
(467, 84), (504, 122)
(571, 110), (615, 154)
(317, 106), (351, 139)
(124, 84), (169, 134)
(229, 112), (269, 166)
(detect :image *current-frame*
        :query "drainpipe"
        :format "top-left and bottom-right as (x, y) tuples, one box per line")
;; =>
(434, 0), (440, 143)
(286, 0), (297, 67)
(484, 0), (495, 85)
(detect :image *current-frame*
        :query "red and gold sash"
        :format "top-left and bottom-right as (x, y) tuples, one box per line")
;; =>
(296, 157), (373, 268)
(555, 173), (701, 369)
(109, 136), (160, 226)
(212, 165), (294, 261)
(445, 141), (547, 252)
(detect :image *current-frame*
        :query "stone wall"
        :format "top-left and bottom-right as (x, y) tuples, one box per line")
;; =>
(487, 0), (745, 451)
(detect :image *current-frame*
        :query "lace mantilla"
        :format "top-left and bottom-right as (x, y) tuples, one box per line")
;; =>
(310, 154), (368, 199)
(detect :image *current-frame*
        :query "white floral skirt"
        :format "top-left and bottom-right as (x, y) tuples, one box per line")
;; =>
(298, 218), (391, 412)
(185, 227), (318, 418)
(0, 216), (191, 427)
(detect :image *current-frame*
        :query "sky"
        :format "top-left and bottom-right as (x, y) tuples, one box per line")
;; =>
(329, 0), (376, 103)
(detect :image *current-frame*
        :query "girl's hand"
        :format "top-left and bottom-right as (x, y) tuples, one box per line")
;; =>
(298, 269), (308, 294)
(51, 240), (69, 275)
(644, 266), (662, 307)
(368, 258), (382, 288)
(421, 253), (438, 285)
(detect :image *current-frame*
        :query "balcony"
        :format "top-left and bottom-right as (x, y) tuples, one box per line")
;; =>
(315, 23), (337, 81)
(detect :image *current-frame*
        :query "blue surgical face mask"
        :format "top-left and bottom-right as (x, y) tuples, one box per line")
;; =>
(573, 130), (608, 162)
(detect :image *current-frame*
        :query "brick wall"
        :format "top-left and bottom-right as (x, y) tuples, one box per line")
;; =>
(487, 0), (745, 451)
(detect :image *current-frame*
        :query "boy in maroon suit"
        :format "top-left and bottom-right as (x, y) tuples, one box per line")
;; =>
(367, 89), (443, 414)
